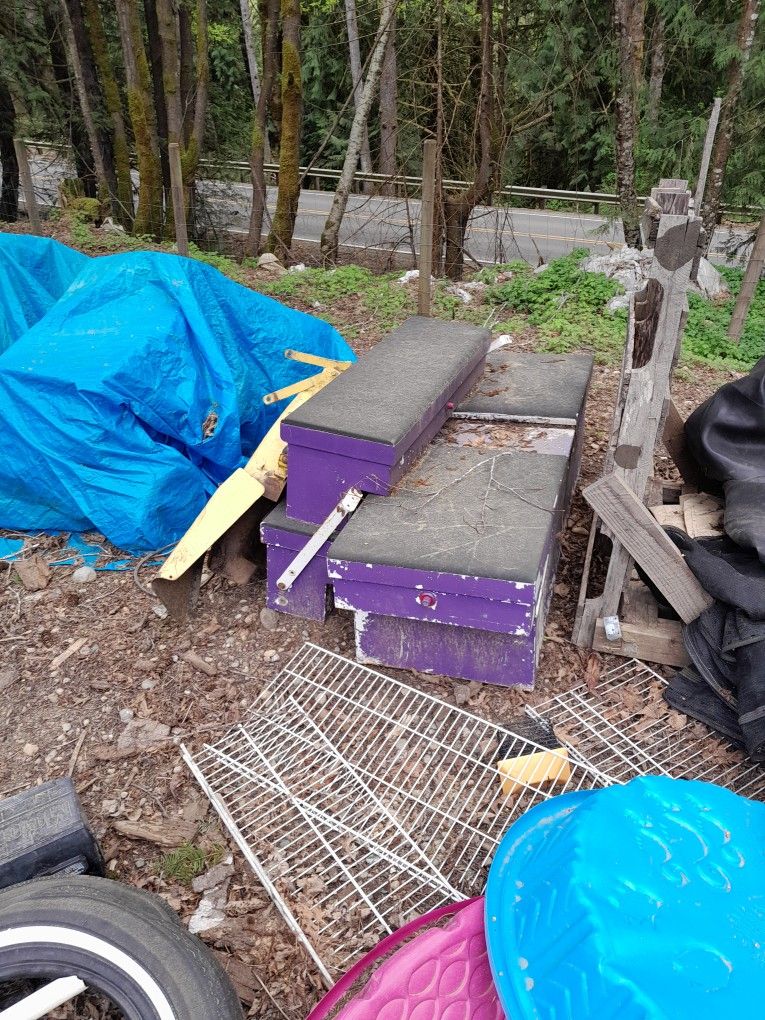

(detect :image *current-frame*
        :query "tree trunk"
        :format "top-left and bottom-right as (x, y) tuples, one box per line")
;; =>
(186, 0), (209, 229)
(442, 0), (498, 280)
(377, 7), (398, 194)
(344, 0), (372, 181)
(42, 5), (96, 197)
(240, 0), (272, 162)
(116, 0), (164, 238)
(614, 0), (645, 248)
(265, 0), (302, 260)
(0, 79), (19, 221)
(144, 0), (170, 197)
(81, 0), (134, 225)
(179, 5), (194, 147)
(320, 0), (396, 263)
(245, 0), (279, 255)
(646, 15), (665, 128)
(60, 0), (116, 207)
(702, 0), (761, 248)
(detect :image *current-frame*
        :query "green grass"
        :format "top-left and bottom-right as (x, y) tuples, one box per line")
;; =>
(158, 842), (226, 885)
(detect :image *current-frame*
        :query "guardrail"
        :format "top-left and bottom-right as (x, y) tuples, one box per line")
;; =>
(22, 139), (763, 219)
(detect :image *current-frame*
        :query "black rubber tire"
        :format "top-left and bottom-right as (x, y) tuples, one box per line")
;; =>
(0, 876), (244, 1020)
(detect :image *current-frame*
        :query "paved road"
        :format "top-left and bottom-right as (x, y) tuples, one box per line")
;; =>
(27, 154), (750, 266)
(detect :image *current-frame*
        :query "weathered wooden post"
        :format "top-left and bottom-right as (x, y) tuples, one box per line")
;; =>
(168, 142), (189, 257)
(728, 213), (765, 342)
(13, 139), (41, 235)
(418, 139), (436, 316)
(694, 97), (722, 211)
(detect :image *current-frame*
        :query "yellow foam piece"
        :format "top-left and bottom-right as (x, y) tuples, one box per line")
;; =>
(497, 747), (571, 797)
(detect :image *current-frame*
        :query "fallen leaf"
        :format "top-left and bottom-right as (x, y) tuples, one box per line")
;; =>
(15, 554), (50, 591)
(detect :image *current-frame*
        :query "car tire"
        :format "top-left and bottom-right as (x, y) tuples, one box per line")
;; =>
(0, 875), (244, 1019)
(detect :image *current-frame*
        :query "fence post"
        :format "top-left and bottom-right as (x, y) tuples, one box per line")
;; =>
(168, 142), (189, 257)
(418, 139), (436, 317)
(728, 213), (765, 343)
(13, 139), (41, 234)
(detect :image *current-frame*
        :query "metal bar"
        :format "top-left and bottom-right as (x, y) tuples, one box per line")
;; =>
(0, 977), (86, 1020)
(276, 488), (362, 592)
(694, 97), (722, 212)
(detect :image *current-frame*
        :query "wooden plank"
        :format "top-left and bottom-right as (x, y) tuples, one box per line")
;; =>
(583, 473), (713, 623)
(694, 98), (722, 211)
(649, 502), (686, 530)
(621, 578), (659, 625)
(593, 617), (690, 668)
(418, 139), (436, 316)
(728, 213), (765, 342)
(13, 138), (41, 234)
(662, 398), (702, 487)
(571, 511), (600, 647)
(168, 141), (189, 258)
(682, 491), (724, 538)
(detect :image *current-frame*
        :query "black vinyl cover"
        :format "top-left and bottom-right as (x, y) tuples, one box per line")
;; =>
(685, 356), (765, 560)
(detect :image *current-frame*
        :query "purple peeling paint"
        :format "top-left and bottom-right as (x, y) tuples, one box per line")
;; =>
(354, 611), (536, 687)
(285, 358), (486, 524)
(263, 539), (332, 621)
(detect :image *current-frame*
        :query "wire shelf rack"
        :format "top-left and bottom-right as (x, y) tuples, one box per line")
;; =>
(528, 657), (765, 798)
(183, 642), (604, 981)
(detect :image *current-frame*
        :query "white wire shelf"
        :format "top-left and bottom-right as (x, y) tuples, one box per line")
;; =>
(529, 657), (765, 798)
(184, 642), (603, 980)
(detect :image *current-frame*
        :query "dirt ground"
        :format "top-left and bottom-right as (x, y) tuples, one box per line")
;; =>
(0, 221), (735, 1018)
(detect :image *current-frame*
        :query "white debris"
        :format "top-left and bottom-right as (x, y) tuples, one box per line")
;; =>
(446, 285), (473, 304)
(288, 262), (307, 273)
(582, 247), (653, 292)
(533, 263), (549, 274)
(189, 856), (234, 935)
(489, 334), (513, 352)
(693, 257), (730, 300)
(462, 280), (487, 293)
(607, 294), (631, 312)
(398, 269), (420, 284)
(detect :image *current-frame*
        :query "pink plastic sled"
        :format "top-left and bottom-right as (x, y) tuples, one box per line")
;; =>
(307, 898), (505, 1020)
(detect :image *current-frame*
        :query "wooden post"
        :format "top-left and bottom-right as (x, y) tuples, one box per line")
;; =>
(168, 142), (189, 257)
(13, 139), (41, 235)
(694, 97), (721, 212)
(728, 213), (765, 342)
(418, 139), (436, 316)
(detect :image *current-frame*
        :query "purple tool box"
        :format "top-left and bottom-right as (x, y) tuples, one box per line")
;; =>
(281, 316), (490, 524)
(260, 501), (342, 621)
(328, 422), (578, 687)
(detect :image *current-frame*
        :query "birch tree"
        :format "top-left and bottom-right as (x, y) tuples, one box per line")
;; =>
(614, 0), (645, 248)
(701, 0), (761, 247)
(320, 0), (397, 264)
(240, 0), (272, 163)
(344, 0), (372, 179)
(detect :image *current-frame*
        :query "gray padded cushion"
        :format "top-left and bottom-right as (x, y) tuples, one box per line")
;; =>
(458, 351), (593, 422)
(329, 444), (568, 584)
(285, 316), (490, 445)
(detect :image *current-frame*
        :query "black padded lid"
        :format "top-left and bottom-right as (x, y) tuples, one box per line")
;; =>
(261, 500), (318, 537)
(458, 351), (593, 422)
(328, 444), (568, 584)
(284, 316), (490, 446)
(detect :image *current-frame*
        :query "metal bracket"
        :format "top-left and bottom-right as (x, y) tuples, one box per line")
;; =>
(276, 488), (363, 592)
(603, 615), (622, 642)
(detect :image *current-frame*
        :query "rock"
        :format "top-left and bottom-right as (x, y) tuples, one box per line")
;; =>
(116, 717), (170, 753)
(0, 664), (20, 693)
(152, 603), (168, 620)
(263, 649), (279, 663)
(15, 555), (51, 592)
(119, 708), (134, 724)
(582, 247), (652, 293)
(693, 257), (730, 300)
(72, 565), (97, 584)
(257, 252), (279, 266)
(489, 333), (513, 352)
(607, 293), (631, 312)
(259, 607), (280, 632)
(257, 252), (286, 277)
(22, 742), (38, 756)
(188, 894), (227, 935)
(192, 857), (234, 893)
(446, 285), (473, 304)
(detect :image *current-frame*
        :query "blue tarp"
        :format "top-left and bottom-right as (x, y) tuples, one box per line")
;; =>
(0, 236), (88, 353)
(0, 238), (354, 550)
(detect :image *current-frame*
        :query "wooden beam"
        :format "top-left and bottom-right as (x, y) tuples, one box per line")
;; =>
(168, 142), (189, 258)
(662, 398), (702, 487)
(593, 617), (690, 668)
(694, 97), (722, 212)
(13, 138), (41, 234)
(583, 473), (713, 623)
(728, 213), (765, 343)
(418, 139), (436, 316)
